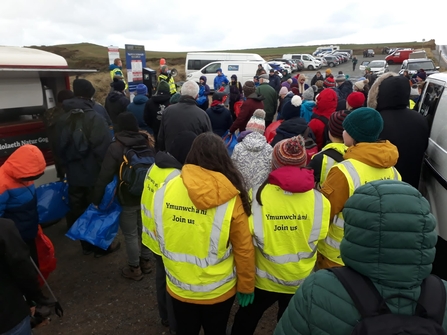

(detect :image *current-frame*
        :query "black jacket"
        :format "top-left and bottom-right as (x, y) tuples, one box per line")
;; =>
(157, 96), (212, 152)
(269, 74), (281, 93)
(336, 81), (353, 101)
(58, 98), (112, 187)
(92, 131), (154, 207)
(143, 94), (171, 145)
(155, 151), (183, 170)
(311, 75), (324, 86)
(105, 91), (130, 128)
(0, 219), (44, 333)
(271, 117), (314, 147)
(206, 104), (233, 137)
(367, 73), (429, 188)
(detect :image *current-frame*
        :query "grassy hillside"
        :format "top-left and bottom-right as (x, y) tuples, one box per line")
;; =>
(27, 40), (437, 104)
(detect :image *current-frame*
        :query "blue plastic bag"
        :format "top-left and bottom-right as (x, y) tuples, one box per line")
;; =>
(36, 181), (70, 224)
(222, 131), (238, 156)
(66, 176), (121, 250)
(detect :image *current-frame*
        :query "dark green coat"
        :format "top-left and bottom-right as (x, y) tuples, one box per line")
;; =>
(274, 180), (447, 335)
(255, 83), (278, 123)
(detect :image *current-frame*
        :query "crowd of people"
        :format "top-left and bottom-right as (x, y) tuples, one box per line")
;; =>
(1, 55), (444, 335)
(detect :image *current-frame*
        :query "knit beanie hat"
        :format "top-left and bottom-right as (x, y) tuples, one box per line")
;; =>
(246, 109), (266, 135)
(325, 69), (332, 75)
(116, 112), (139, 132)
(291, 87), (300, 95)
(279, 86), (288, 96)
(281, 81), (291, 90)
(212, 92), (226, 101)
(354, 79), (368, 91)
(342, 107), (384, 143)
(243, 81), (256, 97)
(417, 71), (427, 81)
(329, 110), (350, 139)
(73, 79), (96, 98)
(57, 89), (74, 103)
(272, 135), (307, 170)
(302, 87), (315, 101)
(113, 79), (126, 92)
(136, 83), (148, 95)
(170, 92), (181, 104)
(156, 80), (171, 96)
(335, 74), (346, 82)
(323, 77), (336, 88)
(315, 80), (324, 89)
(282, 95), (302, 120)
(347, 92), (366, 109)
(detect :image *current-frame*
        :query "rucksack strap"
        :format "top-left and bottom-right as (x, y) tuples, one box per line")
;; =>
(312, 114), (329, 125)
(303, 127), (311, 139)
(323, 148), (344, 163)
(415, 275), (446, 325)
(329, 267), (390, 318)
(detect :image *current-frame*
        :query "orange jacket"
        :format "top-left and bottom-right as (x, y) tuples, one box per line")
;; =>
(166, 164), (255, 305)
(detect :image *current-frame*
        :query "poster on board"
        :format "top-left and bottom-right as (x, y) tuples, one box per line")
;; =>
(125, 44), (146, 93)
(107, 46), (120, 65)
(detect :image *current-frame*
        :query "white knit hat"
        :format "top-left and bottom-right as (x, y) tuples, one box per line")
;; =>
(246, 109), (266, 135)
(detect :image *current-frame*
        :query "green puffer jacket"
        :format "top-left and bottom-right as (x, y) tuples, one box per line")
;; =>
(274, 180), (447, 335)
(255, 83), (278, 123)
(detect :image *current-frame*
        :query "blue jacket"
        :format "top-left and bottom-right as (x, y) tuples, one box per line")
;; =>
(205, 104), (233, 137)
(300, 100), (316, 123)
(200, 76), (211, 96)
(214, 73), (229, 90)
(0, 145), (46, 241)
(93, 102), (112, 126)
(126, 94), (151, 132)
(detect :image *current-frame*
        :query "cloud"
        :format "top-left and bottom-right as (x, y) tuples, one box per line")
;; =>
(0, 0), (444, 51)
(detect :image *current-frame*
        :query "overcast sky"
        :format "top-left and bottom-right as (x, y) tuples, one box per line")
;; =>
(1, 0), (445, 52)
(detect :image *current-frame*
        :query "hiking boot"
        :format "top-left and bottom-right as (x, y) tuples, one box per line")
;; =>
(94, 241), (121, 258)
(140, 257), (152, 274)
(121, 265), (144, 281)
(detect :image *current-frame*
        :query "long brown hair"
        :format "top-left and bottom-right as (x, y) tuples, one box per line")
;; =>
(185, 132), (252, 216)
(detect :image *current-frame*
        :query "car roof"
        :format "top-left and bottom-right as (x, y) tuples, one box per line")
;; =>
(427, 72), (447, 83)
(407, 58), (432, 63)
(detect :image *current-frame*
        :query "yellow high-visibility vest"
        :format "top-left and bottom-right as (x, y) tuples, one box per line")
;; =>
(317, 159), (401, 265)
(249, 185), (330, 294)
(313, 142), (347, 187)
(153, 175), (237, 300)
(158, 74), (176, 95)
(141, 165), (180, 255)
(110, 67), (128, 90)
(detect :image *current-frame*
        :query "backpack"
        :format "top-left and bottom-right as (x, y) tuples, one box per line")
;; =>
(59, 109), (92, 160)
(322, 148), (344, 163)
(312, 114), (329, 146)
(330, 267), (446, 335)
(119, 145), (155, 196)
(302, 127), (319, 165)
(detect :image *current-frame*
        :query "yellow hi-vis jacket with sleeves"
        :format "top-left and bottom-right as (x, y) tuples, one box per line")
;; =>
(250, 182), (330, 294)
(317, 158), (401, 265)
(153, 175), (237, 301)
(158, 74), (176, 95)
(110, 67), (128, 90)
(141, 164), (180, 255)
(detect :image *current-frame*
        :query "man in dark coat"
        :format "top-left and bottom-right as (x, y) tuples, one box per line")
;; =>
(268, 69), (281, 93)
(157, 80), (212, 152)
(256, 75), (278, 127)
(230, 81), (265, 133)
(105, 80), (130, 130)
(206, 92), (233, 137)
(367, 72), (429, 188)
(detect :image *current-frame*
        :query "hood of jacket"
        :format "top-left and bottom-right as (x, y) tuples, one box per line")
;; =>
(114, 131), (149, 147)
(62, 97), (95, 112)
(268, 166), (314, 193)
(132, 94), (149, 105)
(109, 64), (121, 71)
(341, 180), (437, 288)
(200, 75), (207, 83)
(367, 72), (410, 111)
(276, 117), (309, 139)
(209, 104), (228, 114)
(241, 132), (268, 152)
(344, 141), (399, 168)
(181, 164), (239, 210)
(247, 92), (265, 101)
(313, 88), (338, 117)
(154, 151), (182, 170)
(108, 91), (126, 103)
(2, 145), (46, 180)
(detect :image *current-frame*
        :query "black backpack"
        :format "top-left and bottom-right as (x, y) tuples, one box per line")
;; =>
(119, 145), (155, 196)
(59, 109), (92, 160)
(311, 114), (329, 146)
(330, 267), (446, 335)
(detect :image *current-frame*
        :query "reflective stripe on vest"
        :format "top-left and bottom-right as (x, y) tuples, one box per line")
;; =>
(321, 155), (336, 186)
(256, 268), (305, 287)
(159, 74), (176, 94)
(318, 159), (401, 265)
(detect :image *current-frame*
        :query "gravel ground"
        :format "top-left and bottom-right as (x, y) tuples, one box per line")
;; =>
(33, 220), (278, 335)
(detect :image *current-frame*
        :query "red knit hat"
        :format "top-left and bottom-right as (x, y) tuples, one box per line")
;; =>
(346, 92), (366, 109)
(323, 77), (336, 88)
(272, 135), (307, 170)
(328, 110), (350, 139)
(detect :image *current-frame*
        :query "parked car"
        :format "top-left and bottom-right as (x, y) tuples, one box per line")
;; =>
(323, 56), (339, 67)
(314, 56), (328, 67)
(385, 48), (414, 64)
(359, 60), (370, 71)
(268, 61), (287, 73)
(338, 49), (353, 59)
(365, 60), (389, 76)
(364, 49), (375, 57)
(269, 58), (296, 72)
(398, 58), (440, 76)
(282, 54), (321, 71)
(417, 73), (447, 280)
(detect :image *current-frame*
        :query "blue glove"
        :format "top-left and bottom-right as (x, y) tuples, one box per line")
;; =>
(237, 292), (255, 307)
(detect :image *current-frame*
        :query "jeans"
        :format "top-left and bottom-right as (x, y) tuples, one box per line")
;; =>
(1, 316), (31, 335)
(155, 255), (177, 331)
(120, 205), (152, 267)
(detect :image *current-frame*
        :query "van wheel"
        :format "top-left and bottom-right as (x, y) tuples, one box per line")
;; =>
(308, 65), (314, 71)
(387, 60), (394, 65)
(329, 63), (335, 67)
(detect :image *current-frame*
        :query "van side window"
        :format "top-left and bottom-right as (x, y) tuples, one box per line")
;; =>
(427, 89), (447, 150)
(202, 63), (222, 74)
(420, 82), (445, 132)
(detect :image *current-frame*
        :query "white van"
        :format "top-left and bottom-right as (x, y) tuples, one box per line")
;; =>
(186, 61), (271, 90)
(0, 46), (96, 186)
(417, 72), (447, 279)
(282, 54), (321, 70)
(185, 52), (265, 75)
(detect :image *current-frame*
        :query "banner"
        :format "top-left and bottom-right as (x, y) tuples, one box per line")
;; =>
(0, 130), (50, 157)
(107, 46), (120, 66)
(125, 44), (146, 93)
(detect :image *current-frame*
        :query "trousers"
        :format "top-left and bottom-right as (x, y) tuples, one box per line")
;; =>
(155, 254), (177, 332)
(231, 288), (293, 335)
(172, 295), (235, 335)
